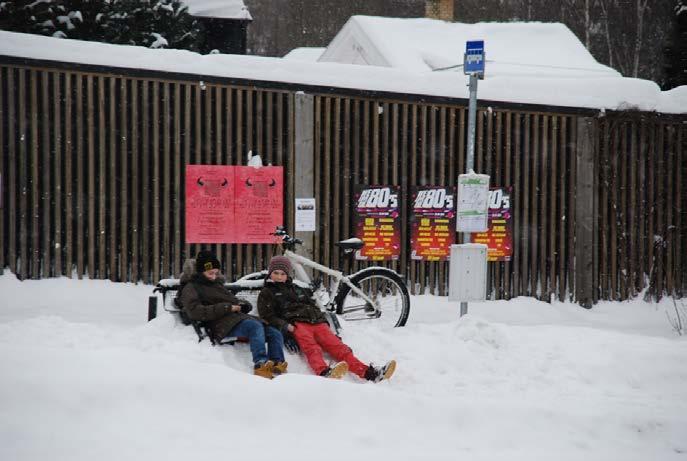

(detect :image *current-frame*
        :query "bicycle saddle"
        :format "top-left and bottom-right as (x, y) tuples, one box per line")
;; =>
(335, 238), (364, 253)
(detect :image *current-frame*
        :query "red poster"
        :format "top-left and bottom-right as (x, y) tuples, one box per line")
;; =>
(410, 186), (456, 261)
(185, 165), (235, 243)
(185, 165), (283, 243)
(233, 166), (284, 243)
(354, 185), (401, 261)
(471, 186), (513, 262)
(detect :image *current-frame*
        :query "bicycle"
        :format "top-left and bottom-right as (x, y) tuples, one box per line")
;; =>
(148, 226), (410, 338)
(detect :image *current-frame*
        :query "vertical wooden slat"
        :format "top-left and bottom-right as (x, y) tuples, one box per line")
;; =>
(521, 114), (531, 295)
(610, 122), (619, 299)
(161, 82), (171, 279)
(343, 98), (351, 255)
(529, 114), (540, 296)
(183, 84), (192, 266)
(665, 124), (675, 294)
(75, 73), (84, 279)
(234, 89), (243, 276)
(323, 97), (331, 268)
(619, 120), (629, 299)
(655, 124), (666, 296)
(513, 112), (522, 296)
(567, 119), (577, 300)
(437, 106), (447, 295)
(7, 69), (16, 275)
(674, 126), (683, 295)
(108, 77), (117, 280)
(401, 103), (410, 280)
(428, 105), (437, 293)
(646, 122), (656, 286)
(131, 80), (139, 282)
(332, 98), (341, 271)
(173, 82), (182, 278)
(419, 105), (427, 292)
(539, 115), (548, 300)
(636, 120), (647, 294)
(409, 105), (418, 293)
(599, 120), (609, 298)
(214, 86), (224, 266)
(140, 80), (150, 283)
(628, 120), (638, 295)
(0, 68), (5, 273)
(53, 72), (62, 276)
(223, 87), (232, 274)
(64, 71), (73, 279)
(30, 70), (39, 278)
(503, 111), (512, 299)
(245, 88), (253, 275)
(119, 78), (128, 280)
(86, 75), (95, 279)
(549, 116), (558, 301)
(152, 81), (160, 283)
(17, 68), (28, 279)
(558, 117), (567, 300)
(97, 76), (106, 279)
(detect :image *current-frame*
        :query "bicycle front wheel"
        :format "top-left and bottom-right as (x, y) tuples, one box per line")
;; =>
(335, 268), (410, 328)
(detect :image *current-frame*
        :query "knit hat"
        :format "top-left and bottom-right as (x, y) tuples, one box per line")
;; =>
(268, 256), (292, 277)
(195, 250), (221, 273)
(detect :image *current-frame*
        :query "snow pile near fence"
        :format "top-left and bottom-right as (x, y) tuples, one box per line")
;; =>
(1, 272), (686, 461)
(0, 27), (684, 114)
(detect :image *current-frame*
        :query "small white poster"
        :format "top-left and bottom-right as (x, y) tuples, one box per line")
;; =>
(295, 198), (316, 231)
(456, 173), (490, 233)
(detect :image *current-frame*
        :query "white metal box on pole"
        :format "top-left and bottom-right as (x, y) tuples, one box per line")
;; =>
(448, 244), (488, 302)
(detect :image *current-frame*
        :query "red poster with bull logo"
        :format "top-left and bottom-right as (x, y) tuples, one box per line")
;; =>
(185, 165), (283, 243)
(354, 185), (401, 261)
(471, 186), (513, 262)
(233, 166), (283, 243)
(410, 186), (456, 261)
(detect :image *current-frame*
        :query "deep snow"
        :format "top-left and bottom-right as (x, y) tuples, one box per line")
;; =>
(1, 272), (685, 461)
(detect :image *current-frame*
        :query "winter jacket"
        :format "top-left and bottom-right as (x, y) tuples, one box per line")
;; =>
(257, 280), (328, 332)
(178, 273), (264, 342)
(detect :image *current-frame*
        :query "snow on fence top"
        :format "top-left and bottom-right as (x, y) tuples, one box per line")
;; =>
(180, 0), (251, 20)
(0, 27), (684, 114)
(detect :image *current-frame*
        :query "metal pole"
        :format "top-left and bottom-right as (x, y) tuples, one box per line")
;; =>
(460, 73), (479, 317)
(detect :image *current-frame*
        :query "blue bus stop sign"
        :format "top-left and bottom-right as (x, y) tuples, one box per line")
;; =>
(464, 40), (485, 76)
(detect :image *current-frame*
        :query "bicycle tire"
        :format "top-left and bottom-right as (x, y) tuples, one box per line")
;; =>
(334, 268), (410, 328)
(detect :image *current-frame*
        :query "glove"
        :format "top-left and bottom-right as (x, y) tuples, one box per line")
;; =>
(283, 332), (300, 354)
(238, 301), (253, 314)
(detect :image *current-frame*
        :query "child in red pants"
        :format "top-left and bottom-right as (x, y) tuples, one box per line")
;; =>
(257, 256), (396, 382)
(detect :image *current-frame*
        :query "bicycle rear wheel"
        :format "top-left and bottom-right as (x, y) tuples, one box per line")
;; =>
(335, 268), (410, 328)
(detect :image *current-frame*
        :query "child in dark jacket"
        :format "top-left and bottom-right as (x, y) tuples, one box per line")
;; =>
(257, 256), (396, 382)
(179, 250), (286, 379)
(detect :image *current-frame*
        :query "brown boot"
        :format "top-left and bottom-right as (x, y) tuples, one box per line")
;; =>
(272, 361), (288, 375)
(320, 361), (348, 379)
(254, 360), (274, 379)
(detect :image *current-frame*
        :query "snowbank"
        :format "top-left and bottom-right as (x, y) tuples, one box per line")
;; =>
(0, 29), (684, 114)
(1, 272), (686, 461)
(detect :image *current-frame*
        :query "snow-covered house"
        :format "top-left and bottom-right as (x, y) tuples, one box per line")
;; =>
(181, 0), (252, 54)
(318, 16), (618, 78)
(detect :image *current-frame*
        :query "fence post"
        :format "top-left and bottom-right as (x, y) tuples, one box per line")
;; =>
(575, 117), (597, 308)
(294, 92), (315, 261)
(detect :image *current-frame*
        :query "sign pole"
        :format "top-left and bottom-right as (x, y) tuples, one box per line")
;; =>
(461, 74), (479, 317)
(459, 40), (485, 317)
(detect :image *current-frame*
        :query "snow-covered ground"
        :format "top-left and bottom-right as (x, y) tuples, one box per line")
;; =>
(1, 272), (685, 461)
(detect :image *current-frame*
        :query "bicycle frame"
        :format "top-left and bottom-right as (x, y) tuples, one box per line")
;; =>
(283, 250), (378, 314)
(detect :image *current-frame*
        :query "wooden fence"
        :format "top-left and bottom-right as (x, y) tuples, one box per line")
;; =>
(1, 57), (685, 305)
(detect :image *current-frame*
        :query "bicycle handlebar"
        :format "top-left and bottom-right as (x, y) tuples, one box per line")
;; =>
(271, 226), (303, 249)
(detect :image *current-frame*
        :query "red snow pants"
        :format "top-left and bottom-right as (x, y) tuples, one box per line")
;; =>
(292, 322), (368, 378)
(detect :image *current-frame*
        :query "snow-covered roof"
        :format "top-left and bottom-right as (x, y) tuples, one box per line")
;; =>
(0, 29), (684, 114)
(319, 16), (618, 79)
(282, 47), (326, 62)
(180, 0), (251, 20)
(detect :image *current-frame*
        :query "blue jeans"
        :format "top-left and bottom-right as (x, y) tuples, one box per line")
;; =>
(227, 319), (285, 366)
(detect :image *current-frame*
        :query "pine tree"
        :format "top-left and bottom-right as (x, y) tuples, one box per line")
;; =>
(0, 0), (203, 52)
(663, 0), (687, 89)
